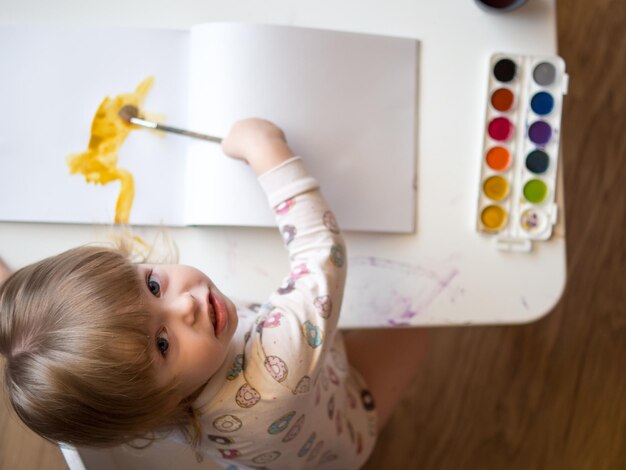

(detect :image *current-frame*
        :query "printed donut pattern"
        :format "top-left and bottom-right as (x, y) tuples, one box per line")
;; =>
(207, 434), (235, 446)
(281, 224), (297, 245)
(282, 413), (305, 443)
(267, 411), (295, 435)
(262, 311), (283, 328)
(330, 243), (345, 268)
(323, 210), (340, 233)
(302, 321), (323, 348)
(213, 415), (242, 433)
(277, 278), (295, 295)
(347, 420), (355, 443)
(235, 383), (261, 408)
(290, 263), (309, 279)
(361, 389), (376, 411)
(294, 375), (311, 394)
(252, 451), (281, 464)
(274, 197), (295, 215)
(356, 433), (363, 455)
(219, 449), (241, 459)
(226, 354), (244, 381)
(314, 295), (332, 319)
(327, 366), (340, 386)
(298, 432), (316, 458)
(265, 355), (288, 382)
(327, 394), (335, 419)
(307, 440), (324, 462)
(207, 434), (233, 445)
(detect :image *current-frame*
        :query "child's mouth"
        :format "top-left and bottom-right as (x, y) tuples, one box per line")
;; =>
(209, 291), (227, 336)
(209, 308), (217, 329)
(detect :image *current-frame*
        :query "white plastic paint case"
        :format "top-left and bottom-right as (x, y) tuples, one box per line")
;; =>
(476, 53), (568, 252)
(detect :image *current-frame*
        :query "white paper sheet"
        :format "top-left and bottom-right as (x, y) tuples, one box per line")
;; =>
(184, 23), (418, 232)
(0, 23), (418, 233)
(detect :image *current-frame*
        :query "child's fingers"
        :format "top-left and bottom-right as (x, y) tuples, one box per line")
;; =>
(221, 133), (249, 163)
(221, 118), (285, 162)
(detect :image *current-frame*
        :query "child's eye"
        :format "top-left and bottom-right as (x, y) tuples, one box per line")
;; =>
(156, 329), (169, 356)
(147, 271), (161, 297)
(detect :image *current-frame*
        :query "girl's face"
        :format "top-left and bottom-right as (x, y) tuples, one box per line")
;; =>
(137, 263), (238, 399)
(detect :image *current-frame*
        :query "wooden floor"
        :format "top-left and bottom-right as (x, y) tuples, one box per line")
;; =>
(1, 0), (625, 468)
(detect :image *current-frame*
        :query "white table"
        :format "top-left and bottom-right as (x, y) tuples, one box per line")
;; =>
(0, 0), (565, 327)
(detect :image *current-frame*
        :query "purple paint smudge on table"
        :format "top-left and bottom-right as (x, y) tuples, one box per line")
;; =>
(344, 256), (460, 327)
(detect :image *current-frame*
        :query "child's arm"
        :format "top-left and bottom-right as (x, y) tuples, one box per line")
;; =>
(222, 118), (347, 392)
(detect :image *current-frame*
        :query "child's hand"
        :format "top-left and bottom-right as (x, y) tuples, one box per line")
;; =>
(222, 118), (295, 175)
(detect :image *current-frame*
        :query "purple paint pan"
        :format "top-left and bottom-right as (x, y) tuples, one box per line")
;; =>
(528, 121), (552, 145)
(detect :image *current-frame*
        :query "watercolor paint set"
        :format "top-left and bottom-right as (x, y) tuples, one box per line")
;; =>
(476, 53), (568, 252)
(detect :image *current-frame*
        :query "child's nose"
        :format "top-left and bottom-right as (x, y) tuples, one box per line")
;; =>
(171, 292), (198, 325)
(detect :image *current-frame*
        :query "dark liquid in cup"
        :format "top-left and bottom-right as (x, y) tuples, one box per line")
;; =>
(478, 0), (521, 8)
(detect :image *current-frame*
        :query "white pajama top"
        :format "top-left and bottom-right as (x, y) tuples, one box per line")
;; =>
(191, 157), (377, 470)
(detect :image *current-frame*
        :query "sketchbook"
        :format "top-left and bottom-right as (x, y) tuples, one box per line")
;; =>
(0, 23), (419, 233)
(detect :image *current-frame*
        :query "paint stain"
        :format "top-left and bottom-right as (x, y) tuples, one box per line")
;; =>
(343, 256), (459, 327)
(66, 76), (154, 224)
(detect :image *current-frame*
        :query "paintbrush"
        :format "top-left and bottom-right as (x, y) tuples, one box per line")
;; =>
(118, 105), (222, 144)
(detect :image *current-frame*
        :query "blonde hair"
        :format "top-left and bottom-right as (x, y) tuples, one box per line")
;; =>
(0, 243), (202, 449)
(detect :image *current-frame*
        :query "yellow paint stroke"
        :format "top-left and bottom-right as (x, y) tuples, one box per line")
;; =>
(67, 77), (154, 224)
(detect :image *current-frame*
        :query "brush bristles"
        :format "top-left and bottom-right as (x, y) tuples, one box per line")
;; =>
(117, 105), (139, 124)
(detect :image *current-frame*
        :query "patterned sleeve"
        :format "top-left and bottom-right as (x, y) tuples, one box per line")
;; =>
(243, 156), (347, 395)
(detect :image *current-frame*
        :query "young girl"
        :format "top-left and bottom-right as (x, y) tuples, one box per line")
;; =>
(0, 119), (427, 469)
